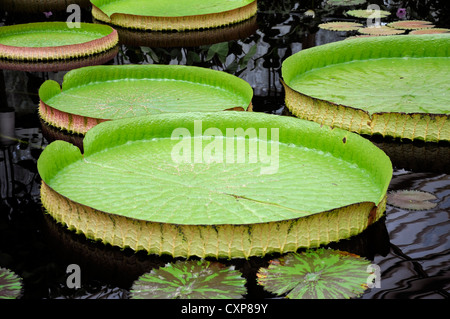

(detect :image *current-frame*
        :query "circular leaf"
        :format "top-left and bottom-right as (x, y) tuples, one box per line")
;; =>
(0, 268), (22, 299)
(346, 9), (391, 18)
(387, 190), (437, 210)
(319, 21), (363, 31)
(387, 20), (435, 30)
(357, 26), (405, 35)
(410, 28), (450, 35)
(130, 260), (247, 299)
(257, 249), (372, 299)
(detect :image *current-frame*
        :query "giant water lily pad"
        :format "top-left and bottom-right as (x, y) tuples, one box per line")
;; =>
(38, 112), (392, 258)
(282, 34), (450, 142)
(257, 248), (372, 299)
(0, 22), (118, 61)
(38, 64), (253, 134)
(91, 0), (257, 31)
(130, 260), (246, 299)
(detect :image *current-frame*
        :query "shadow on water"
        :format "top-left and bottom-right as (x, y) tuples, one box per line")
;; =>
(0, 0), (449, 299)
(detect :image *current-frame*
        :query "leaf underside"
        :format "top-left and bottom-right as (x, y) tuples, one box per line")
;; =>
(257, 248), (371, 299)
(130, 260), (246, 299)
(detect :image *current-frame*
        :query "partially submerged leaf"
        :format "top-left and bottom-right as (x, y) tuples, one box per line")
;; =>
(409, 28), (450, 35)
(358, 26), (405, 35)
(326, 0), (366, 6)
(346, 9), (391, 19)
(387, 20), (434, 30)
(387, 190), (438, 210)
(257, 248), (372, 299)
(130, 260), (246, 299)
(0, 268), (22, 299)
(319, 21), (363, 31)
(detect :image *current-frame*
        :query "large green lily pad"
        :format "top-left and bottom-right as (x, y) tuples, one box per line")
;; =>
(91, 0), (257, 31)
(282, 34), (450, 142)
(38, 112), (392, 258)
(0, 22), (118, 61)
(38, 64), (253, 134)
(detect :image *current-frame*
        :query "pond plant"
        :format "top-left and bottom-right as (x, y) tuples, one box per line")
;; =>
(256, 248), (372, 299)
(0, 22), (118, 61)
(0, 268), (22, 299)
(282, 34), (450, 142)
(130, 260), (247, 299)
(38, 64), (254, 134)
(387, 190), (438, 211)
(37, 112), (392, 259)
(90, 0), (258, 31)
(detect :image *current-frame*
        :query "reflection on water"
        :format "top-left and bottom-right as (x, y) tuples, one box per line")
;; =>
(0, 0), (449, 299)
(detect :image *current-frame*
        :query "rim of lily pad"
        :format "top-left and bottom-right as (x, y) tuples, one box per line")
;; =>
(319, 21), (363, 31)
(0, 22), (118, 61)
(38, 64), (254, 135)
(113, 15), (258, 48)
(90, 0), (258, 31)
(38, 112), (392, 258)
(130, 260), (247, 299)
(410, 28), (450, 35)
(358, 26), (405, 36)
(346, 9), (391, 19)
(282, 34), (450, 142)
(0, 0), (91, 13)
(0, 268), (22, 299)
(0, 47), (118, 72)
(257, 248), (372, 299)
(387, 20), (435, 30)
(326, 0), (367, 6)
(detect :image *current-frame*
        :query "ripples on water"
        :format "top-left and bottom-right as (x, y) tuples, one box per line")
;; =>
(0, 1), (449, 299)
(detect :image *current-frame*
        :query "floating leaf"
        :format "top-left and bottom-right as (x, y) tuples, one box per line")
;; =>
(387, 190), (438, 210)
(387, 20), (435, 30)
(91, 0), (258, 31)
(326, 0), (366, 6)
(282, 35), (450, 142)
(410, 28), (450, 35)
(346, 9), (391, 19)
(130, 260), (246, 299)
(358, 26), (405, 35)
(319, 21), (363, 31)
(0, 268), (22, 299)
(0, 22), (118, 61)
(257, 249), (372, 299)
(37, 112), (391, 258)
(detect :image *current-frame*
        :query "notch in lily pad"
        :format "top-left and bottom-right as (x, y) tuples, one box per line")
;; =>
(257, 248), (372, 299)
(130, 260), (247, 299)
(0, 268), (22, 299)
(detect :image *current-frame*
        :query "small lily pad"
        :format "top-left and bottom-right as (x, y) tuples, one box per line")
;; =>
(358, 26), (405, 36)
(257, 248), (372, 299)
(130, 260), (247, 299)
(346, 9), (391, 19)
(319, 21), (363, 31)
(388, 20), (435, 30)
(326, 0), (366, 6)
(0, 268), (22, 299)
(387, 190), (438, 210)
(410, 28), (450, 35)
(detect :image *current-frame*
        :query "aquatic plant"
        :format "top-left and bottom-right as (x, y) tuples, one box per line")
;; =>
(409, 28), (450, 34)
(387, 20), (435, 30)
(130, 260), (246, 299)
(346, 9), (391, 18)
(318, 21), (363, 31)
(257, 248), (372, 299)
(387, 190), (437, 211)
(357, 26), (405, 35)
(0, 268), (22, 299)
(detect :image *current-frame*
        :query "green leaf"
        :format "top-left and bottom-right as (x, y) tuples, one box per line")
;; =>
(239, 44), (257, 68)
(130, 260), (247, 299)
(0, 268), (22, 299)
(257, 249), (372, 299)
(38, 112), (392, 258)
(206, 42), (229, 62)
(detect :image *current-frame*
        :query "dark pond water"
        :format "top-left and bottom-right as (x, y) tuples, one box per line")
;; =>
(0, 0), (449, 301)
